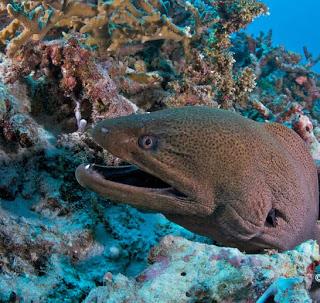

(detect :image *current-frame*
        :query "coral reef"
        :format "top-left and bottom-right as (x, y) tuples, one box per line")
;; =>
(0, 0), (320, 302)
(231, 30), (320, 163)
(0, 67), (208, 301)
(4, 38), (137, 124)
(0, 0), (214, 56)
(0, 111), (208, 300)
(84, 236), (319, 302)
(1, 0), (267, 112)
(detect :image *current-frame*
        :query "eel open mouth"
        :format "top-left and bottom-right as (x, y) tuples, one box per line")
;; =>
(76, 163), (188, 199)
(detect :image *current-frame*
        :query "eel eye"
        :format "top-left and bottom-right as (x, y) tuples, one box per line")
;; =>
(265, 208), (278, 227)
(138, 135), (157, 150)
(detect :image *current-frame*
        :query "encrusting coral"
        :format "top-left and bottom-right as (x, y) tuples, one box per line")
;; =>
(4, 37), (138, 127)
(0, 82), (42, 148)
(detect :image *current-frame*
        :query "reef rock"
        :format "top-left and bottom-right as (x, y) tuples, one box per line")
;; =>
(84, 236), (319, 303)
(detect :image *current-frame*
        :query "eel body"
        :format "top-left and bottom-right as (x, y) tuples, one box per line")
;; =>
(76, 107), (319, 252)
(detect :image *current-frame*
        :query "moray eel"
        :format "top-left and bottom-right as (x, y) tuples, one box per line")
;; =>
(76, 107), (319, 252)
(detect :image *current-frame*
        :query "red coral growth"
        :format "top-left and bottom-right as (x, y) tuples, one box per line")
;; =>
(1, 110), (39, 147)
(5, 38), (137, 127)
(293, 114), (315, 145)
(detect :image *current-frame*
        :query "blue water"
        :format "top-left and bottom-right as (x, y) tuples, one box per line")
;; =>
(247, 0), (320, 68)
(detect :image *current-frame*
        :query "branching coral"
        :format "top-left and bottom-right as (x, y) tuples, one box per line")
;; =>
(81, 0), (203, 56)
(230, 31), (320, 164)
(145, 0), (267, 110)
(0, 0), (96, 56)
(233, 31), (320, 111)
(157, 0), (267, 109)
(0, 0), (219, 58)
(2, 0), (268, 115)
(197, 0), (267, 108)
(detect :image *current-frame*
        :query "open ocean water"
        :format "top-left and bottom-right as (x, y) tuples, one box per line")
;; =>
(247, 0), (320, 70)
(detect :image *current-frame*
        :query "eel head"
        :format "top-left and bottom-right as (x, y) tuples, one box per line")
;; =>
(75, 109), (213, 216)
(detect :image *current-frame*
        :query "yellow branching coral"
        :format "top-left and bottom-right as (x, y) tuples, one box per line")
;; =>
(80, 0), (203, 57)
(0, 0), (208, 58)
(0, 0), (96, 56)
(0, 19), (20, 44)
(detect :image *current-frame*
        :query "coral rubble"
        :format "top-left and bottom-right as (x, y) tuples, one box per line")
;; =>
(84, 236), (319, 302)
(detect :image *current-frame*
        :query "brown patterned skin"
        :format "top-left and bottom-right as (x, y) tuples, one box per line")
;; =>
(76, 107), (319, 252)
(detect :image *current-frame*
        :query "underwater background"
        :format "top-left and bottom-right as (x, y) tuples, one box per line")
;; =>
(247, 0), (320, 70)
(0, 0), (319, 302)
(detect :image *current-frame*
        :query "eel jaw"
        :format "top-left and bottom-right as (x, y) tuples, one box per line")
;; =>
(75, 163), (198, 215)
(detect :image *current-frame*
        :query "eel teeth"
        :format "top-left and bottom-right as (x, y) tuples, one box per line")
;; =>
(101, 127), (109, 134)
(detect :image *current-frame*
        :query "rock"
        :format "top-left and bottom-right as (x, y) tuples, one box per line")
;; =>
(84, 236), (319, 303)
